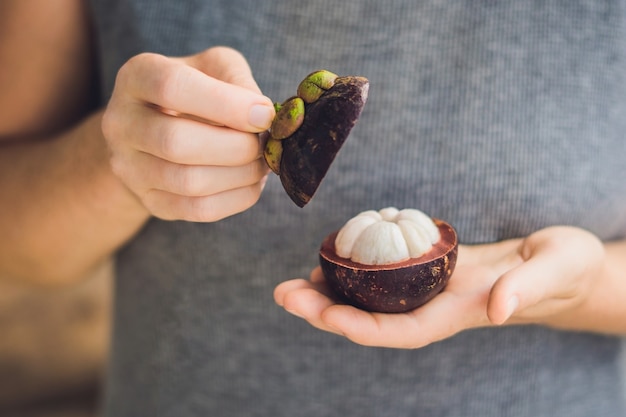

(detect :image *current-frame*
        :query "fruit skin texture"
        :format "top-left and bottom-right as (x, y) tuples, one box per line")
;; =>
(279, 75), (369, 207)
(319, 219), (458, 313)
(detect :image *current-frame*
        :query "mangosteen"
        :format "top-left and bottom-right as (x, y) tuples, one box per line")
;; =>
(264, 70), (369, 207)
(319, 207), (458, 313)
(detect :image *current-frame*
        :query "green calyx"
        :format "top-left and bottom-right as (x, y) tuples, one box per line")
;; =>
(264, 137), (283, 175)
(270, 97), (305, 140)
(264, 69), (339, 177)
(297, 70), (338, 103)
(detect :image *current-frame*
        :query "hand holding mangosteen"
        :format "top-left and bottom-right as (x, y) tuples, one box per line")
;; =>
(275, 225), (610, 349)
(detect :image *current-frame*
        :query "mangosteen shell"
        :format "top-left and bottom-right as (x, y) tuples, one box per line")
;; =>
(280, 75), (369, 207)
(319, 219), (458, 313)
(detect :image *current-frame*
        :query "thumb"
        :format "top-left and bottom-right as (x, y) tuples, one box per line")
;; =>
(178, 47), (275, 131)
(486, 251), (556, 325)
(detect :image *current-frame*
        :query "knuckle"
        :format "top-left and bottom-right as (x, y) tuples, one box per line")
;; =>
(240, 183), (263, 208)
(157, 123), (185, 161)
(143, 190), (177, 221)
(152, 64), (185, 108)
(108, 152), (133, 183)
(234, 133), (263, 164)
(100, 109), (116, 142)
(108, 154), (125, 178)
(101, 105), (124, 144)
(188, 185), (262, 223)
(117, 53), (156, 89)
(114, 57), (134, 88)
(177, 167), (204, 196)
(188, 198), (222, 223)
(245, 161), (267, 185)
(245, 140), (263, 163)
(124, 52), (184, 108)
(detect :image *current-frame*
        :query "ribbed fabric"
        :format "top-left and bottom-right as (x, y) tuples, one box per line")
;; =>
(88, 1), (626, 416)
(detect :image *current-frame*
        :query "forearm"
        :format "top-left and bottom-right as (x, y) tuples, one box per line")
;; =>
(0, 0), (148, 284)
(0, 112), (150, 285)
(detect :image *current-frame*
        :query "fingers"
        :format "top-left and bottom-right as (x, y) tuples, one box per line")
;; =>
(274, 278), (344, 335)
(116, 50), (275, 132)
(487, 227), (604, 325)
(274, 268), (339, 306)
(103, 47), (275, 222)
(115, 151), (268, 196)
(277, 284), (489, 349)
(105, 100), (270, 221)
(322, 285), (491, 349)
(111, 104), (264, 166)
(275, 265), (493, 349)
(183, 46), (264, 94)
(141, 177), (267, 222)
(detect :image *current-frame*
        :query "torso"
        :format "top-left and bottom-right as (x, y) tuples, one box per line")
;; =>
(89, 1), (626, 415)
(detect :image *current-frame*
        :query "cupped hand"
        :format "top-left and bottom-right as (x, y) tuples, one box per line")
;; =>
(102, 46), (275, 221)
(274, 226), (606, 349)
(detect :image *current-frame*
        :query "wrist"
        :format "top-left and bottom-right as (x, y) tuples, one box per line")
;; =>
(70, 111), (151, 222)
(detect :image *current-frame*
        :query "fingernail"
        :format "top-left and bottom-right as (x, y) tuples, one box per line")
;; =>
(505, 295), (519, 321)
(249, 104), (274, 130)
(286, 308), (305, 319)
(259, 175), (269, 191)
(326, 323), (345, 336)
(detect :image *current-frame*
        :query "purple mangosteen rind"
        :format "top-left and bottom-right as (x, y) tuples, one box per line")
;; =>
(319, 219), (458, 313)
(280, 75), (369, 207)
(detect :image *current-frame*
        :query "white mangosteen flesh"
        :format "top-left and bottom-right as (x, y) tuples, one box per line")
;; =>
(334, 207), (441, 265)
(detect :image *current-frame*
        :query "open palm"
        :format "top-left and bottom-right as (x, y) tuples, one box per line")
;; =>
(274, 226), (604, 349)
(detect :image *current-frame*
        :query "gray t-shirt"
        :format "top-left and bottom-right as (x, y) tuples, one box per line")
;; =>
(88, 1), (626, 416)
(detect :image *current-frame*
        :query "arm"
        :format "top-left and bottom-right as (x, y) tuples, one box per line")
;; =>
(0, 0), (95, 137)
(275, 226), (626, 348)
(0, 0), (149, 285)
(1, 0), (275, 285)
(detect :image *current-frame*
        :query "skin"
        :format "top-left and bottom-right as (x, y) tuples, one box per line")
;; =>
(275, 227), (626, 348)
(0, 0), (274, 286)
